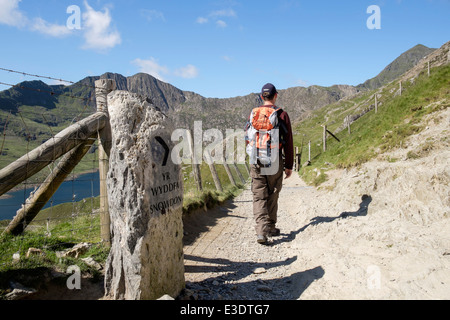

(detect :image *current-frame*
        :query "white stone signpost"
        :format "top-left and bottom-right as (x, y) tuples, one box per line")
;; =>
(104, 91), (185, 300)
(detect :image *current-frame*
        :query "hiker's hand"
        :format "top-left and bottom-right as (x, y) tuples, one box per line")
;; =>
(285, 169), (292, 179)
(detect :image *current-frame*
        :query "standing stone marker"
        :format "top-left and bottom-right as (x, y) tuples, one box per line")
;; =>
(104, 91), (185, 300)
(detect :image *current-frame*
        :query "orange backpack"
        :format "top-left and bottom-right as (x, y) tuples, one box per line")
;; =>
(246, 106), (282, 167)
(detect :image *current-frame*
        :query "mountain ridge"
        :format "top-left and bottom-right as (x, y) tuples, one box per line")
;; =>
(357, 44), (436, 90)
(0, 42), (443, 145)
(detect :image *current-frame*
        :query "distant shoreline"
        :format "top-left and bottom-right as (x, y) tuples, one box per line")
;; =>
(0, 169), (99, 200)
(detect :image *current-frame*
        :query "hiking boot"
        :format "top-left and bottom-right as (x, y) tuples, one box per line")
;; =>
(257, 235), (267, 244)
(268, 228), (280, 237)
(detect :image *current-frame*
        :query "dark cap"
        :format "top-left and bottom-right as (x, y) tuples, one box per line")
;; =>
(261, 83), (278, 97)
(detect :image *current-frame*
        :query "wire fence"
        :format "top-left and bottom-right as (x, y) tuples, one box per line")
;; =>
(0, 68), (250, 270)
(0, 69), (104, 269)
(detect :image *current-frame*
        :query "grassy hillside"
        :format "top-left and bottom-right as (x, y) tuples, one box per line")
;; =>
(294, 63), (449, 186)
(0, 80), (98, 188)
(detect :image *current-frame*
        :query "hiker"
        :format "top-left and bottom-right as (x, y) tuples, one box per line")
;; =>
(245, 83), (294, 244)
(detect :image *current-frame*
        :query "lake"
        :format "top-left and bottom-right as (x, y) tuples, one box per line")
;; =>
(0, 171), (100, 221)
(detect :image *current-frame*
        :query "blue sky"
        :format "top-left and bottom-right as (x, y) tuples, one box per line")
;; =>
(0, 0), (449, 98)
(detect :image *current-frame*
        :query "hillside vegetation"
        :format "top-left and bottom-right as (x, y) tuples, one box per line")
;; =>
(294, 62), (449, 186)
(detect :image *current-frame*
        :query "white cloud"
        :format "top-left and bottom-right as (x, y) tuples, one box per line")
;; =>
(209, 9), (237, 18)
(197, 8), (237, 27)
(295, 79), (308, 87)
(0, 0), (70, 36)
(174, 65), (199, 79)
(31, 17), (72, 37)
(216, 20), (227, 28)
(132, 57), (169, 81)
(82, 1), (121, 52)
(0, 0), (121, 52)
(141, 9), (165, 22)
(49, 79), (70, 86)
(196, 17), (208, 24)
(0, 0), (27, 27)
(132, 58), (199, 81)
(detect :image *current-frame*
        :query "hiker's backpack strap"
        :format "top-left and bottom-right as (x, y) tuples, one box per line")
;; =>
(272, 106), (288, 145)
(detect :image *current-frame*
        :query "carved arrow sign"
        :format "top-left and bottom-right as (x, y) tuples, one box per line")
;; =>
(155, 136), (170, 166)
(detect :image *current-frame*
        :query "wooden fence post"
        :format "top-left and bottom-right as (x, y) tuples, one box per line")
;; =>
(308, 141), (311, 162)
(204, 150), (223, 192)
(222, 158), (236, 187)
(323, 125), (327, 152)
(244, 162), (250, 176)
(0, 112), (108, 197)
(3, 138), (96, 235)
(187, 129), (202, 191)
(233, 162), (246, 184)
(347, 116), (351, 134)
(95, 79), (116, 248)
(375, 94), (378, 113)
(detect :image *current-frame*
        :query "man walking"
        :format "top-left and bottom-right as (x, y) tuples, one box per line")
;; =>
(245, 83), (294, 244)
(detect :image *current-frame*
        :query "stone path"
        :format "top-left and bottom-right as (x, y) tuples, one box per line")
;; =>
(180, 133), (450, 301)
(181, 173), (321, 300)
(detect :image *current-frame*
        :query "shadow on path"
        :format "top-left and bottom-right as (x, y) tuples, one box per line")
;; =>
(184, 254), (324, 300)
(183, 200), (240, 246)
(271, 194), (372, 246)
(308, 194), (372, 225)
(184, 254), (297, 279)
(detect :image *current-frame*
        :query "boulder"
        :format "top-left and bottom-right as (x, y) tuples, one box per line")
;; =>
(26, 248), (44, 258)
(63, 242), (91, 258)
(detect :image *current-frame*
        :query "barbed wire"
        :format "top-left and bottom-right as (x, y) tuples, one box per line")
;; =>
(0, 67), (103, 91)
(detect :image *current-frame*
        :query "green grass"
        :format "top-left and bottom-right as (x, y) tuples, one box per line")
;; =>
(295, 64), (450, 186)
(179, 160), (249, 214)
(0, 205), (107, 298)
(0, 196), (104, 267)
(183, 183), (245, 215)
(0, 157), (249, 297)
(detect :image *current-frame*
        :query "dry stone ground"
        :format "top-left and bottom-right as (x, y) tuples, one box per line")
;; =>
(181, 107), (450, 300)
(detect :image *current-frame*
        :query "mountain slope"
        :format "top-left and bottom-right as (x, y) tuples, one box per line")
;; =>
(358, 44), (436, 90)
(0, 80), (64, 113)
(293, 41), (449, 185)
(79, 72), (359, 129)
(0, 41), (446, 171)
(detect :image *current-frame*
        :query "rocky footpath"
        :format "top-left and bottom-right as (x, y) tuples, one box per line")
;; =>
(180, 106), (449, 300)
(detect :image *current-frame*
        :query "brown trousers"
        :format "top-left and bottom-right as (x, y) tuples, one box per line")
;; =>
(250, 159), (284, 236)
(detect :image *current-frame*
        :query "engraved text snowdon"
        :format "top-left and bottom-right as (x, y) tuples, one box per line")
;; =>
(149, 180), (182, 215)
